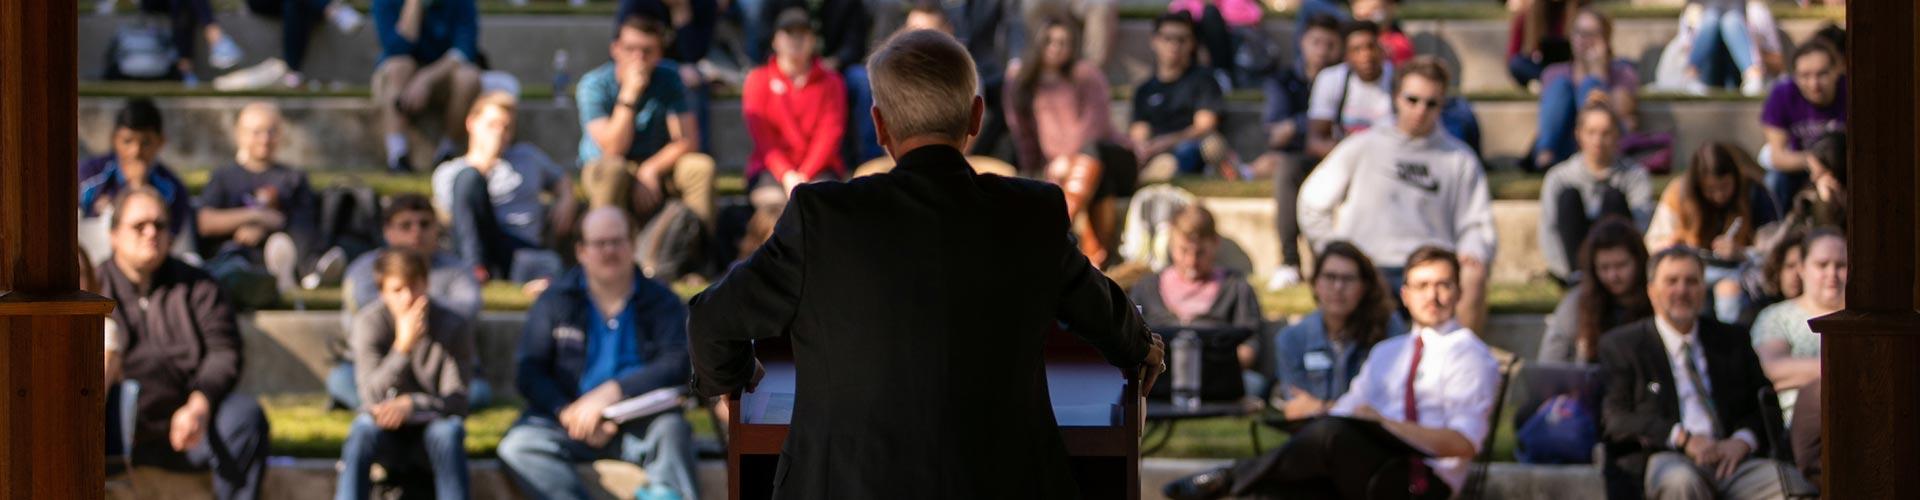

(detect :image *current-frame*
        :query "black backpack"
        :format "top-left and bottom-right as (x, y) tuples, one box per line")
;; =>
(317, 180), (382, 264)
(634, 201), (710, 284)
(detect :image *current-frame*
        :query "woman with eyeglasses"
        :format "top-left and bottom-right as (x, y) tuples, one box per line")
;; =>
(1269, 241), (1403, 419)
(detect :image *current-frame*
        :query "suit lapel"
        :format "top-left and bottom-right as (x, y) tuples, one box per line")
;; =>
(1638, 324), (1682, 423)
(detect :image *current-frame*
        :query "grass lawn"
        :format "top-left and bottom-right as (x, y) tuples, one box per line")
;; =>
(262, 394), (725, 459)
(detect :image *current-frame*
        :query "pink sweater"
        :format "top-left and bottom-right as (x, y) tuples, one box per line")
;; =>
(1002, 62), (1130, 172)
(1169, 0), (1264, 27)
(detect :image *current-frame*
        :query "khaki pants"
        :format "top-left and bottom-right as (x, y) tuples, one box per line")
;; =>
(1644, 452), (1790, 500)
(581, 153), (716, 227)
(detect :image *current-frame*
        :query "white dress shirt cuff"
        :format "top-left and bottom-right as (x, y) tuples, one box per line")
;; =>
(1669, 424), (1688, 449)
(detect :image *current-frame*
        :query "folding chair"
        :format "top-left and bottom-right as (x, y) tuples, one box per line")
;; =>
(1758, 386), (1821, 499)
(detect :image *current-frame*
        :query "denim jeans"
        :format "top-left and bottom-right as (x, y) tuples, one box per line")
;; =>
(843, 65), (884, 166)
(336, 414), (469, 500)
(1172, 139), (1209, 175)
(106, 388), (271, 500)
(1535, 74), (1609, 165)
(1689, 6), (1754, 88)
(328, 362), (493, 411)
(498, 413), (699, 500)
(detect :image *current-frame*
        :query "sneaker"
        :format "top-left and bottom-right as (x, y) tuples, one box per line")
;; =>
(1741, 69), (1768, 97)
(633, 484), (682, 500)
(210, 35), (244, 70)
(388, 151), (414, 173)
(325, 3), (365, 34)
(264, 232), (300, 294)
(1265, 265), (1302, 291)
(300, 247), (348, 290)
(1162, 468), (1233, 500)
(181, 72), (202, 88)
(212, 58), (288, 91)
(1682, 80), (1711, 97)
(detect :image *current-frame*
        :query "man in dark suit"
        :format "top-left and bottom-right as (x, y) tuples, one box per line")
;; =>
(1599, 247), (1790, 500)
(687, 29), (1166, 499)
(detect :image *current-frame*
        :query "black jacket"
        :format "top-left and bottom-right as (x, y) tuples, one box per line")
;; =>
(1598, 317), (1778, 500)
(99, 258), (242, 444)
(688, 145), (1153, 499)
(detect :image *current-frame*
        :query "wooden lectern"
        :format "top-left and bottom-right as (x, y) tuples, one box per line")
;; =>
(725, 331), (1144, 499)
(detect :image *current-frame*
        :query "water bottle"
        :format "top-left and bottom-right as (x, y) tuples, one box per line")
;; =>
(551, 49), (572, 106)
(1171, 330), (1201, 411)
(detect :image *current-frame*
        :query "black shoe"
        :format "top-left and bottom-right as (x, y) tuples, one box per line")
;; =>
(1164, 467), (1233, 500)
(387, 152), (414, 173)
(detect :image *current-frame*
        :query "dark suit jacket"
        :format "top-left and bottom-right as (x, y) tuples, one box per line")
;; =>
(688, 145), (1154, 499)
(1598, 317), (1778, 500)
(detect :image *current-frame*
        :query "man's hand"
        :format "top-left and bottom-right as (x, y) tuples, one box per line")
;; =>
(583, 420), (621, 448)
(396, 0), (423, 42)
(560, 383), (623, 443)
(781, 172), (807, 193)
(252, 208), (287, 231)
(1711, 234), (1738, 259)
(1140, 333), (1166, 396)
(104, 351), (124, 385)
(1282, 387), (1327, 420)
(1711, 439), (1753, 480)
(618, 64), (651, 103)
(1684, 433), (1718, 465)
(1351, 404), (1384, 422)
(168, 392), (212, 452)
(372, 395), (414, 430)
(393, 295), (429, 354)
(1268, 120), (1298, 150)
(233, 224), (268, 247)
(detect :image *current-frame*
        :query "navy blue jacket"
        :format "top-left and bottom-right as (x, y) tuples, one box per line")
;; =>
(515, 266), (690, 419)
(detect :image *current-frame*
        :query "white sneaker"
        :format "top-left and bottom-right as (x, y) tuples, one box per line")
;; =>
(1741, 70), (1769, 97)
(1265, 265), (1302, 291)
(300, 246), (347, 290)
(212, 58), (288, 91)
(209, 35), (244, 70)
(326, 3), (365, 34)
(263, 232), (300, 294)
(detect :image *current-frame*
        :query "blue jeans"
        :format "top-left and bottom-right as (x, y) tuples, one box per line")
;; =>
(1173, 139), (1209, 175)
(245, 0), (331, 71)
(1535, 74), (1608, 165)
(447, 168), (534, 279)
(843, 65), (884, 166)
(1689, 6), (1754, 88)
(498, 413), (699, 500)
(735, 0), (772, 63)
(337, 414), (468, 500)
(328, 362), (493, 411)
(107, 388), (271, 500)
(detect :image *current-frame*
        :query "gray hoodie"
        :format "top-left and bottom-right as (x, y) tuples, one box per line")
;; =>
(1298, 126), (1496, 266)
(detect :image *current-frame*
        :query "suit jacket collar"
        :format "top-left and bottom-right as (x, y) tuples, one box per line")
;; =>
(1633, 321), (1684, 424)
(891, 145), (973, 177)
(1639, 317), (1746, 438)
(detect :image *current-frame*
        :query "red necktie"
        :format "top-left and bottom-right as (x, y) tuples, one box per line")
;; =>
(1403, 333), (1430, 496)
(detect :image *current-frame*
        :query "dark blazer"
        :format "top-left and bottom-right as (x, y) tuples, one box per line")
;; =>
(688, 145), (1154, 499)
(1598, 317), (1777, 500)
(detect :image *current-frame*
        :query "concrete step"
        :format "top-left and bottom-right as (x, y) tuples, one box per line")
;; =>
(1204, 198), (1555, 286)
(75, 11), (1835, 94)
(110, 456), (1601, 499)
(77, 94), (1769, 173)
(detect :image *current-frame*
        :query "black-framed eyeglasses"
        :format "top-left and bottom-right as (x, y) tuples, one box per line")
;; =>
(1401, 94), (1443, 110)
(123, 219), (169, 233)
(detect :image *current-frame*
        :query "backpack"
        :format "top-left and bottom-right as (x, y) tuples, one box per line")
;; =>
(104, 24), (177, 80)
(633, 201), (709, 284)
(1517, 393), (1600, 464)
(317, 180), (382, 265)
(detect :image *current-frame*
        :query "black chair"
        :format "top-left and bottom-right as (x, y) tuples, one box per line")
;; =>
(1458, 348), (1521, 500)
(1757, 386), (1820, 499)
(1507, 362), (1604, 464)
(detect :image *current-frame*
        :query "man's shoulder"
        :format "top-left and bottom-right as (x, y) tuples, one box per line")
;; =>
(160, 258), (221, 291)
(1599, 318), (1655, 353)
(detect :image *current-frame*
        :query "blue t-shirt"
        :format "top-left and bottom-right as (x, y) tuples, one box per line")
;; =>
(579, 275), (647, 395)
(372, 0), (478, 63)
(576, 62), (690, 166)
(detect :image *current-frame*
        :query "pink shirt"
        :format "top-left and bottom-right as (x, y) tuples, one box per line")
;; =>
(1159, 268), (1225, 323)
(1003, 62), (1130, 172)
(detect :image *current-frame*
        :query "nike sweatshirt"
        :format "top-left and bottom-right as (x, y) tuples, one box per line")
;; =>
(1297, 126), (1497, 267)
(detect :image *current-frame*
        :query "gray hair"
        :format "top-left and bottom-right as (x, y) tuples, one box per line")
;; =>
(866, 29), (978, 143)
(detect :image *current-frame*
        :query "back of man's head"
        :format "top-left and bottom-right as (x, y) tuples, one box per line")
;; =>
(867, 29), (978, 146)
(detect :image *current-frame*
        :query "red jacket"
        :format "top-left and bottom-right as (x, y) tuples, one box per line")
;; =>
(743, 58), (848, 181)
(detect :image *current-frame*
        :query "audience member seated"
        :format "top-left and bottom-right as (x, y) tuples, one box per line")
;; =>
(339, 250), (476, 500)
(195, 102), (337, 301)
(1299, 57), (1496, 332)
(1506, 0), (1579, 88)
(1170, 0), (1266, 88)
(1532, 8), (1643, 171)
(130, 0), (243, 81)
(1270, 241), (1405, 418)
(759, 0), (875, 166)
(81, 98), (194, 242)
(578, 14), (718, 228)
(334, 194), (486, 411)
(618, 0), (720, 152)
(1304, 21), (1393, 161)
(1750, 229), (1842, 485)
(1740, 227), (1804, 319)
(1682, 0), (1777, 95)
(1256, 14), (1343, 291)
(498, 207), (698, 500)
(99, 188), (269, 500)
(1023, 0), (1118, 68)
(1350, 0), (1412, 65)
(951, 0), (1023, 158)
(431, 92), (576, 283)
(1645, 143), (1779, 325)
(1538, 103), (1655, 284)
(1129, 205), (1263, 386)
(1598, 247), (1791, 500)
(214, 0), (365, 90)
(1005, 13), (1138, 266)
(1759, 41), (1846, 209)
(845, 3), (1019, 179)
(1132, 13), (1233, 183)
(1779, 132), (1846, 230)
(743, 7), (847, 206)
(1539, 218), (1652, 365)
(372, 0), (481, 173)
(1164, 246), (1499, 500)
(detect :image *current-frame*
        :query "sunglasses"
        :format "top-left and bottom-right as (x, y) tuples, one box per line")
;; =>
(1401, 94), (1443, 110)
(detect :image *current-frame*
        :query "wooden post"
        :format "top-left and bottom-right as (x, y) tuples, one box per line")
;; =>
(0, 0), (115, 498)
(1808, 1), (1920, 498)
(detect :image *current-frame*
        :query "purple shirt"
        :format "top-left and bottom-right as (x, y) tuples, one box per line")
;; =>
(1760, 77), (1846, 151)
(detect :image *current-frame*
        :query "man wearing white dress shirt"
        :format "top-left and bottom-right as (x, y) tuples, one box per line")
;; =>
(1598, 247), (1788, 500)
(1164, 246), (1498, 500)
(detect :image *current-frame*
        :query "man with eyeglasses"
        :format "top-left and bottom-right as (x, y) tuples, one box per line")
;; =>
(1298, 56), (1496, 334)
(99, 188), (271, 500)
(1166, 246), (1497, 499)
(498, 206), (698, 500)
(332, 193), (485, 411)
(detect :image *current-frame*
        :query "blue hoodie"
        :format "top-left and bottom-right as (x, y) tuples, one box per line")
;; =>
(515, 266), (690, 419)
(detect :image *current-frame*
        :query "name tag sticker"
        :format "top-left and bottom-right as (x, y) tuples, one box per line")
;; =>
(1303, 351), (1334, 371)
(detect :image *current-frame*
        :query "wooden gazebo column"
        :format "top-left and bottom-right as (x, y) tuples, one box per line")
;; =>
(1809, 1), (1920, 498)
(1, 0), (115, 498)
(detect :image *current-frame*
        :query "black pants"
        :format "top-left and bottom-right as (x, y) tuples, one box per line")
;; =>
(107, 388), (271, 500)
(1271, 154), (1317, 267)
(245, 0), (331, 71)
(1552, 185), (1632, 283)
(1228, 418), (1452, 500)
(971, 75), (1009, 157)
(447, 168), (533, 280)
(1195, 5), (1235, 74)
